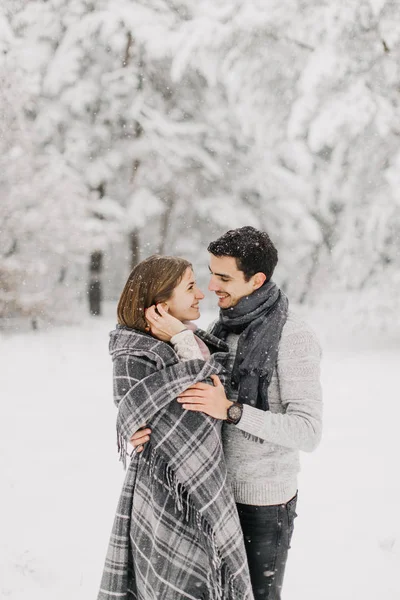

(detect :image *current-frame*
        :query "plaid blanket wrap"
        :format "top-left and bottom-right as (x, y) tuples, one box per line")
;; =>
(98, 326), (253, 600)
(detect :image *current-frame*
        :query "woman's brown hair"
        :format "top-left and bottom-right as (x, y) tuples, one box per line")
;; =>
(117, 254), (192, 332)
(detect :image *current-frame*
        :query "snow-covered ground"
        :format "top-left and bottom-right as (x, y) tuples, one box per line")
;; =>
(0, 304), (399, 600)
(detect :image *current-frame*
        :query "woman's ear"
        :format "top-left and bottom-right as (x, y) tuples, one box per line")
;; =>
(160, 302), (169, 313)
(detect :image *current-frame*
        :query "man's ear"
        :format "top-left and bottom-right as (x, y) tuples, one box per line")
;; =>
(253, 272), (267, 290)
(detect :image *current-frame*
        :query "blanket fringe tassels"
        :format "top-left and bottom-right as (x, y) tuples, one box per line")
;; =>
(113, 439), (241, 600)
(117, 429), (128, 469)
(158, 450), (238, 600)
(243, 431), (265, 444)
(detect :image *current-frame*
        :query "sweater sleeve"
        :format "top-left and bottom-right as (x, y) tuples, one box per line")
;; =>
(170, 329), (204, 361)
(236, 325), (323, 452)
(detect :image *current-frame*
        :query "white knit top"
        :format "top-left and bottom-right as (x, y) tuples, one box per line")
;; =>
(171, 312), (323, 506)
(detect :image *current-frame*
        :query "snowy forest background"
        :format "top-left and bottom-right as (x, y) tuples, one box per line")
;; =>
(1, 3), (400, 600)
(2, 0), (400, 333)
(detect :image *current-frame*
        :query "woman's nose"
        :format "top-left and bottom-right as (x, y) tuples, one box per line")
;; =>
(196, 288), (205, 300)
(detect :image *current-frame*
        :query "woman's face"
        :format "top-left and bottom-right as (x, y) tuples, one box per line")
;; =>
(165, 267), (205, 321)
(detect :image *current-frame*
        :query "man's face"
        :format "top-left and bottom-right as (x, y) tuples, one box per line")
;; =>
(208, 254), (263, 309)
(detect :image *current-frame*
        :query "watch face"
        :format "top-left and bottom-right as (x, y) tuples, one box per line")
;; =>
(228, 404), (242, 423)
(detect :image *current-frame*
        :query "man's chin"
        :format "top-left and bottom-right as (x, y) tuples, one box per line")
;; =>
(217, 296), (231, 308)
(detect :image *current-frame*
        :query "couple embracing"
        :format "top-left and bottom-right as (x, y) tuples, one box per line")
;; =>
(98, 226), (322, 600)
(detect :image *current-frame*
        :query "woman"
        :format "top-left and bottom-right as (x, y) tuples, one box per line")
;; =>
(98, 255), (253, 600)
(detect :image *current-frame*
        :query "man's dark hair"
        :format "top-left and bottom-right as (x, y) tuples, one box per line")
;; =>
(207, 226), (278, 281)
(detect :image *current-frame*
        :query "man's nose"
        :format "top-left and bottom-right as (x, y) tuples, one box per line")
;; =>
(208, 277), (219, 292)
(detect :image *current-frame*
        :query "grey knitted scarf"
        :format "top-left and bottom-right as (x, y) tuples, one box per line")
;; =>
(211, 281), (288, 411)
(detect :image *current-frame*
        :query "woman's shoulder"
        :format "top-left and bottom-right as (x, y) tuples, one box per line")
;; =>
(194, 328), (229, 354)
(109, 325), (176, 365)
(183, 320), (228, 356)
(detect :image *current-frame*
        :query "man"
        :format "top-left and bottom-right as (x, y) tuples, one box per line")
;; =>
(132, 226), (322, 600)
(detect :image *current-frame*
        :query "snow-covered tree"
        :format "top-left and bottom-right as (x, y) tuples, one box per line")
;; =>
(10, 0), (235, 267)
(0, 15), (89, 323)
(165, 0), (400, 306)
(3, 0), (400, 326)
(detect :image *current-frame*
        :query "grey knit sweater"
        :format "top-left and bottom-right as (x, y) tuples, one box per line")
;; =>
(171, 311), (322, 506)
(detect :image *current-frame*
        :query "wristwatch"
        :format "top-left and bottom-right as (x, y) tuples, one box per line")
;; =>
(226, 402), (243, 425)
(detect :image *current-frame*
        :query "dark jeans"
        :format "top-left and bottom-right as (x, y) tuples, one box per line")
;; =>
(237, 493), (298, 600)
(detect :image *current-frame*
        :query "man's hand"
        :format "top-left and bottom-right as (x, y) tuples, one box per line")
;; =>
(145, 304), (186, 342)
(177, 375), (232, 420)
(130, 427), (151, 453)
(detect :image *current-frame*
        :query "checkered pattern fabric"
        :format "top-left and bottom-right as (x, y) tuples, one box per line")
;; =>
(98, 326), (253, 600)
